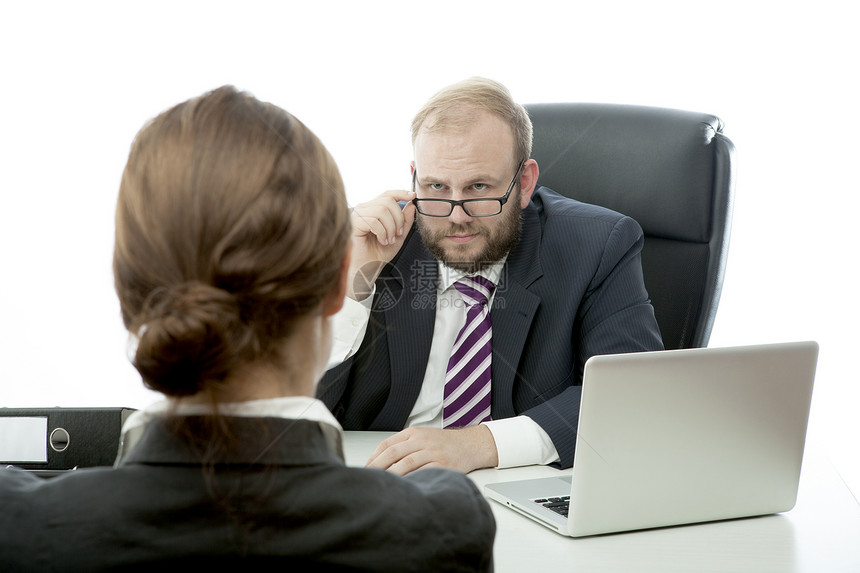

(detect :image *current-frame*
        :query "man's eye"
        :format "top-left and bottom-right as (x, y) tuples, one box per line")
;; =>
(430, 183), (446, 191)
(473, 184), (488, 191)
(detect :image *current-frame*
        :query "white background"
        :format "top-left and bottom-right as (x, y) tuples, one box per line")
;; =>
(2, 2), (857, 497)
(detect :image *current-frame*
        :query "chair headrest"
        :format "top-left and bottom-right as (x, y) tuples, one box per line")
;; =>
(525, 103), (734, 243)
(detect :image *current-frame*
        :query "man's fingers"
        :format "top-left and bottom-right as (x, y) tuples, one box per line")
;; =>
(381, 188), (418, 204)
(366, 431), (411, 468)
(387, 456), (439, 477)
(400, 200), (416, 236)
(352, 206), (397, 245)
(368, 443), (437, 477)
(367, 426), (499, 475)
(366, 444), (411, 471)
(365, 428), (458, 476)
(351, 190), (415, 246)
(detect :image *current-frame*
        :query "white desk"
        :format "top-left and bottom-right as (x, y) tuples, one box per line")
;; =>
(344, 432), (860, 573)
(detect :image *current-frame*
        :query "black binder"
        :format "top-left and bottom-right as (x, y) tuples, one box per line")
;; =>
(1, 407), (135, 474)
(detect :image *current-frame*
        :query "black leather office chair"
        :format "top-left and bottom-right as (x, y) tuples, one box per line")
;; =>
(525, 103), (735, 349)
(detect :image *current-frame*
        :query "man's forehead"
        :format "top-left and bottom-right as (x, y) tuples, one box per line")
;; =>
(413, 148), (515, 182)
(417, 107), (512, 140)
(414, 112), (516, 174)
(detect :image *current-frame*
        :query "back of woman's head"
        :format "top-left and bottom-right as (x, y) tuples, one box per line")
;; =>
(114, 86), (350, 398)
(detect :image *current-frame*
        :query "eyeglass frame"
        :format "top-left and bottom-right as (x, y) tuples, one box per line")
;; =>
(410, 159), (526, 218)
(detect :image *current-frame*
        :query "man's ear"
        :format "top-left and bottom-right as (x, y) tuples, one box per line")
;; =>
(322, 242), (351, 317)
(519, 159), (540, 208)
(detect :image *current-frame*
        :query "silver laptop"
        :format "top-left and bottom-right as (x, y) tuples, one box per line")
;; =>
(484, 341), (819, 537)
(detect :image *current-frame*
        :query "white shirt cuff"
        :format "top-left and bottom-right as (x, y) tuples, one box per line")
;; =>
(483, 415), (561, 468)
(326, 290), (374, 369)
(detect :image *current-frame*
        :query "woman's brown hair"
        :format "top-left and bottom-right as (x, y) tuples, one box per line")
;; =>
(113, 85), (350, 401)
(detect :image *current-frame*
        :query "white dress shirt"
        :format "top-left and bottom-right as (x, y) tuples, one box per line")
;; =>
(328, 258), (560, 468)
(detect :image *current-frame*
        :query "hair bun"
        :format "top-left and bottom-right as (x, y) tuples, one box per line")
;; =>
(133, 282), (245, 396)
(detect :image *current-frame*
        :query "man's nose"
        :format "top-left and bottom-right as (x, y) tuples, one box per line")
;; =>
(448, 203), (473, 225)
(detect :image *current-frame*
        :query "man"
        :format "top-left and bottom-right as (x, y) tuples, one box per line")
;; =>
(318, 77), (663, 475)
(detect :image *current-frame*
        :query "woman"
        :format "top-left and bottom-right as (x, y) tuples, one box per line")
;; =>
(0, 86), (495, 570)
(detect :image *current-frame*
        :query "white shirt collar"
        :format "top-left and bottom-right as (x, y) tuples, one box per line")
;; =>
(436, 254), (508, 294)
(116, 396), (342, 464)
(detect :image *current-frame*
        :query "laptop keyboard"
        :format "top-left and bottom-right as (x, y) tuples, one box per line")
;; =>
(534, 496), (570, 517)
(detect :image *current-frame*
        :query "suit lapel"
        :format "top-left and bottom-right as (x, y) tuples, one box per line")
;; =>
(371, 227), (437, 429)
(491, 203), (543, 419)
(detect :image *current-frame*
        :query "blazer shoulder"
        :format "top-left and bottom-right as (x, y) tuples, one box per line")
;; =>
(532, 186), (642, 240)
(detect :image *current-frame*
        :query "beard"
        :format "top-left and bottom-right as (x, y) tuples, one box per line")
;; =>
(417, 196), (523, 275)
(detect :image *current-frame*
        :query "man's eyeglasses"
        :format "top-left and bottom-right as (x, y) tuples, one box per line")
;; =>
(411, 160), (525, 217)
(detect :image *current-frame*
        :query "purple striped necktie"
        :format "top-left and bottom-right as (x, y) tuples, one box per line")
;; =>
(443, 276), (495, 428)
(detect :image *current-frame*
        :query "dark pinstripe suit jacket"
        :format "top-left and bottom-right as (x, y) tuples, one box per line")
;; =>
(317, 186), (664, 467)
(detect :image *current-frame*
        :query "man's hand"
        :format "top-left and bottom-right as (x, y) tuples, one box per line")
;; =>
(365, 425), (499, 475)
(348, 190), (416, 300)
